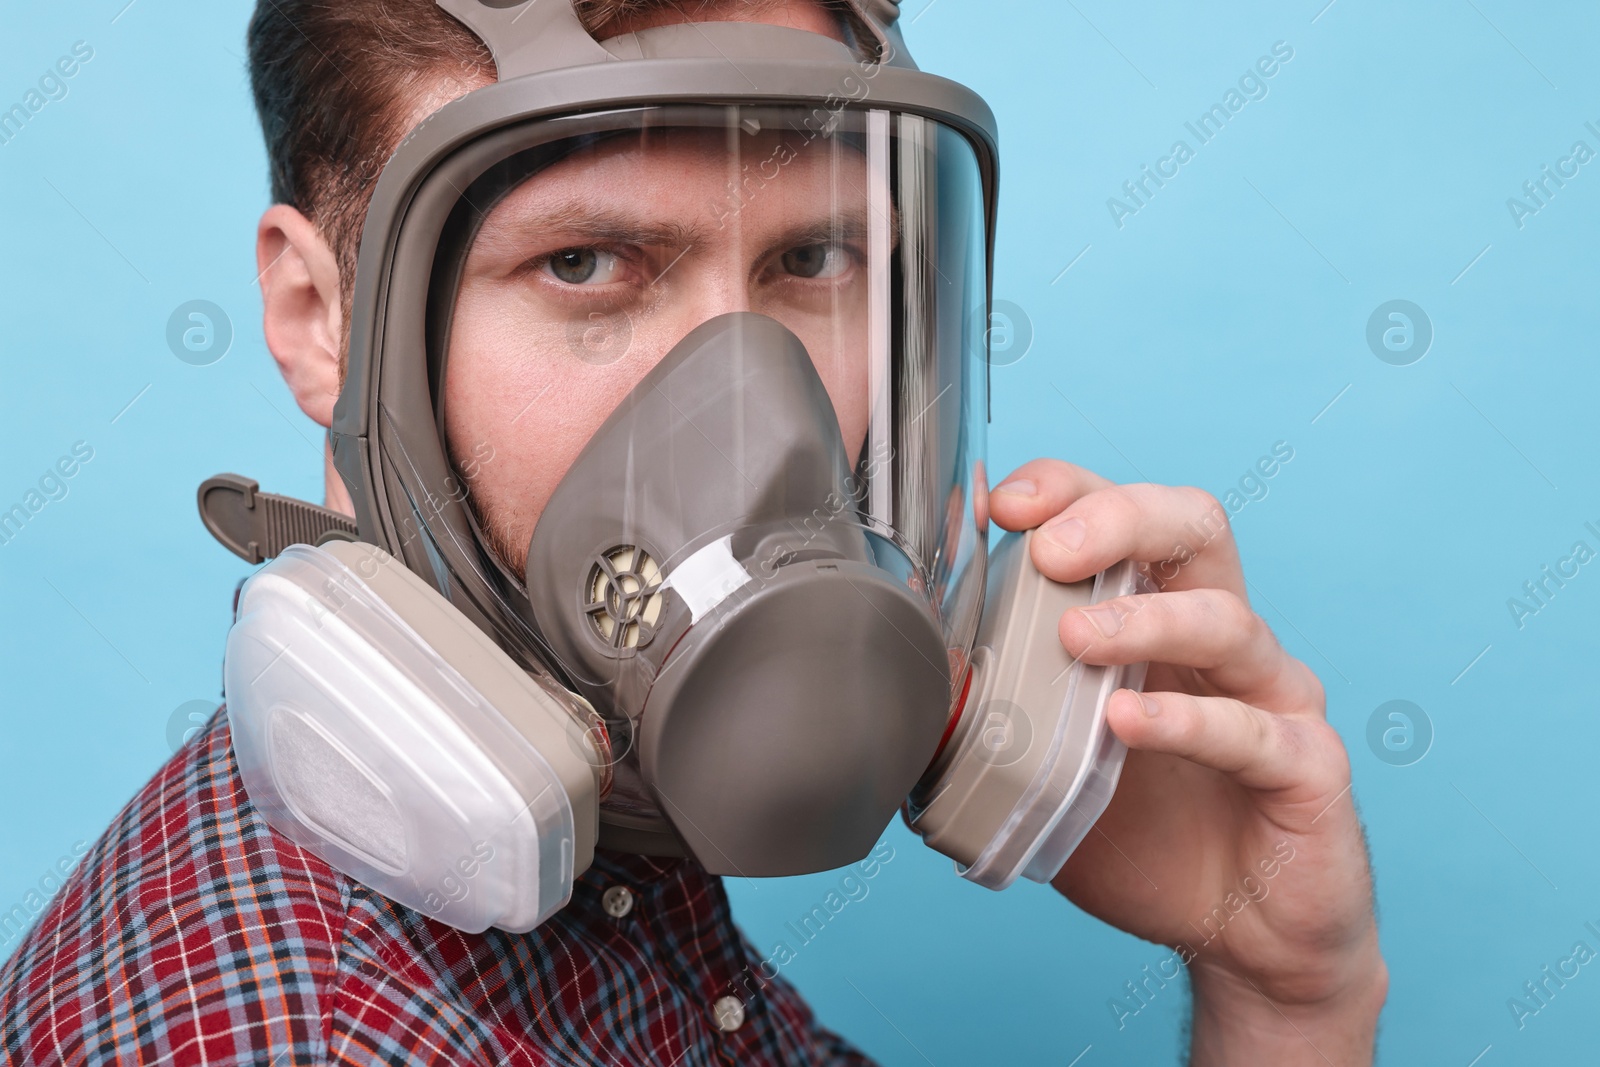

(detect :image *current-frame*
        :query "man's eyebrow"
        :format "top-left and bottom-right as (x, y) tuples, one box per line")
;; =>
(477, 202), (707, 250)
(753, 208), (903, 254)
(771, 212), (873, 245)
(472, 203), (899, 261)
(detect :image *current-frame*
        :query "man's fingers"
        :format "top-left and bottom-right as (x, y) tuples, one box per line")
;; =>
(989, 459), (1115, 532)
(1024, 482), (1244, 598)
(1106, 688), (1345, 800)
(1061, 589), (1322, 713)
(990, 462), (1247, 598)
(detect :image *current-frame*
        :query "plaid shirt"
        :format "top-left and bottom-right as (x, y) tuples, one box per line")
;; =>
(0, 708), (874, 1066)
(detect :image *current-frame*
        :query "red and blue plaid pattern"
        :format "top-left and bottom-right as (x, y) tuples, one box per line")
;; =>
(0, 708), (874, 1066)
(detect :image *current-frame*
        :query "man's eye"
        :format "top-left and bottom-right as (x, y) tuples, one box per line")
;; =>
(542, 248), (622, 285)
(781, 243), (851, 280)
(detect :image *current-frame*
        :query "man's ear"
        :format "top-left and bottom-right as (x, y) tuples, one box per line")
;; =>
(258, 204), (344, 428)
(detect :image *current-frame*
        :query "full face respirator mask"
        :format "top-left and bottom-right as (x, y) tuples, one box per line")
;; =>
(198, 0), (1148, 934)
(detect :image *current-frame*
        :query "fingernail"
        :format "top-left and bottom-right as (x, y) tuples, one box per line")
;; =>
(1081, 604), (1123, 638)
(1137, 693), (1161, 718)
(994, 478), (1036, 497)
(1041, 515), (1087, 553)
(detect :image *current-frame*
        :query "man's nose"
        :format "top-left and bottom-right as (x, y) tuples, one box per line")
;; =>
(675, 258), (753, 325)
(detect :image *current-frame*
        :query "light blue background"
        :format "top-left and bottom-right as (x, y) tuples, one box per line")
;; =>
(1, 1), (1596, 1063)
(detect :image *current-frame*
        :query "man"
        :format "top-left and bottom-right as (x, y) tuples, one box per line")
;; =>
(0, 1), (1385, 1064)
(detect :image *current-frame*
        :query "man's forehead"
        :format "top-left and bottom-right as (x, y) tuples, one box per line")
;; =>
(478, 127), (872, 229)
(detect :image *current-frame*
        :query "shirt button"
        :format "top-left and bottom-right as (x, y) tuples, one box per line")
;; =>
(601, 885), (635, 918)
(712, 994), (746, 1033)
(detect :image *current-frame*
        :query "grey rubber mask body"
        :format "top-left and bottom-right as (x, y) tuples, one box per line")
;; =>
(525, 313), (952, 876)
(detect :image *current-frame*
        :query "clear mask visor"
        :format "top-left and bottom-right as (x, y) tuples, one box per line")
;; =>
(429, 102), (990, 702)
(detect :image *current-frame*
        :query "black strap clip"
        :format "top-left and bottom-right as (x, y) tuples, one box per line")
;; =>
(197, 474), (360, 564)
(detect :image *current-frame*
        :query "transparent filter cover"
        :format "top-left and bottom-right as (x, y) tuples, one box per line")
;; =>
(906, 537), (1153, 891)
(225, 544), (580, 933)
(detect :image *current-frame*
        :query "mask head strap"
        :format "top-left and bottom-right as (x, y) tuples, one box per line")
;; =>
(437, 0), (910, 81)
(436, 0), (614, 78)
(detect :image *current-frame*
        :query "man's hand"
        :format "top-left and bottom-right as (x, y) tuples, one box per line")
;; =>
(989, 459), (1385, 1067)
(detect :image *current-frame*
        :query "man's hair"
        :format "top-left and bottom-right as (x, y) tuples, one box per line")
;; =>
(246, 0), (798, 297)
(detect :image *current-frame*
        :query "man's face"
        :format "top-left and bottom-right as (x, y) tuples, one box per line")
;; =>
(443, 126), (877, 574)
